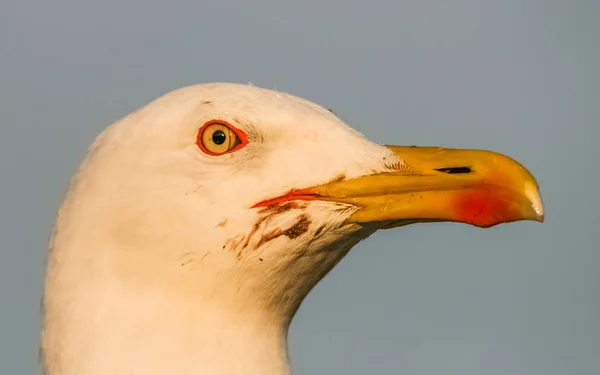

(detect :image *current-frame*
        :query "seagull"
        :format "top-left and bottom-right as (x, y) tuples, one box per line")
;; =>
(41, 83), (544, 375)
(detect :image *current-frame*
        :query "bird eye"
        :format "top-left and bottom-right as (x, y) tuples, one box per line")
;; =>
(197, 121), (247, 155)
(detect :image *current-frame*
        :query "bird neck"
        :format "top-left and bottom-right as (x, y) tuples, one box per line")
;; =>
(41, 176), (368, 375)
(42, 272), (293, 375)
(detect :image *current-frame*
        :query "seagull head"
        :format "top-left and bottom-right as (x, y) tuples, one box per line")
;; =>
(43, 83), (543, 375)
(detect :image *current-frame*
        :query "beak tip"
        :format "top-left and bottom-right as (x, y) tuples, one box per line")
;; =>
(530, 203), (544, 223)
(524, 180), (544, 223)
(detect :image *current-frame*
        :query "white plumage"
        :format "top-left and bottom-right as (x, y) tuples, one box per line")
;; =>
(41, 83), (543, 375)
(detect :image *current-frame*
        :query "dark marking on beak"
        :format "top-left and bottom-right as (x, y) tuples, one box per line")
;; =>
(435, 167), (472, 174)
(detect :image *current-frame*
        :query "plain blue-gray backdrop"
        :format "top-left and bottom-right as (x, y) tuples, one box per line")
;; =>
(1, 1), (598, 374)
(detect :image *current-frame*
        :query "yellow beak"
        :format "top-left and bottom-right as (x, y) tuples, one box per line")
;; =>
(299, 146), (544, 228)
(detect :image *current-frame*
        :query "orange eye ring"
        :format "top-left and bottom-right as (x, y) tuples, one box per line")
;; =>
(196, 120), (248, 156)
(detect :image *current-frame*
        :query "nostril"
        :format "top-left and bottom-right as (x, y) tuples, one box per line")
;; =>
(435, 167), (472, 174)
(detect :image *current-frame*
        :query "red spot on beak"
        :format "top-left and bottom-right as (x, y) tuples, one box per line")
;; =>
(453, 187), (523, 228)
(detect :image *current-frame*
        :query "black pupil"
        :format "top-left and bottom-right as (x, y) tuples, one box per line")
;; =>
(212, 130), (227, 145)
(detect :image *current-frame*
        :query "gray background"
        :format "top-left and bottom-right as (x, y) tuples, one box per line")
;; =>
(1, 1), (598, 374)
